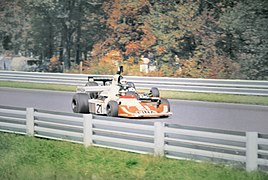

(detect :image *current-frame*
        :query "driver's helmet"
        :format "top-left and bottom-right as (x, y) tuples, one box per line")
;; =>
(119, 78), (128, 94)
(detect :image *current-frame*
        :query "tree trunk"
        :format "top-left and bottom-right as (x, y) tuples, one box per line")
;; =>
(48, 21), (54, 59)
(75, 0), (82, 65)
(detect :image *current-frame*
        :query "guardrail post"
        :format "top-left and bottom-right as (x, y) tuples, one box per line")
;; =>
(154, 122), (165, 156)
(83, 114), (93, 147)
(26, 108), (34, 136)
(246, 132), (258, 172)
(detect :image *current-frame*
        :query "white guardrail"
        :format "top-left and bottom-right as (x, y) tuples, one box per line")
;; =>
(0, 71), (268, 96)
(0, 105), (268, 172)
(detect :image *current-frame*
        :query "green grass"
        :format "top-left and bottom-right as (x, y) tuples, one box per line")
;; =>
(0, 133), (267, 180)
(0, 81), (76, 92)
(1, 80), (268, 106)
(160, 90), (268, 105)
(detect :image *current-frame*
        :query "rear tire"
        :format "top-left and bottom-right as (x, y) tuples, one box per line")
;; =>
(106, 101), (118, 117)
(72, 93), (89, 113)
(127, 82), (136, 89)
(150, 87), (160, 97)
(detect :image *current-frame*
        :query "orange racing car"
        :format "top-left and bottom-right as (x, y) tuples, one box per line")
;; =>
(72, 66), (172, 118)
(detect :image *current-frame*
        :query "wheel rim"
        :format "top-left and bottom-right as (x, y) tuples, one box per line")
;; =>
(72, 99), (77, 111)
(107, 105), (112, 116)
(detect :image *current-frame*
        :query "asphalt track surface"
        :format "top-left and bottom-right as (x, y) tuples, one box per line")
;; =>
(0, 87), (268, 133)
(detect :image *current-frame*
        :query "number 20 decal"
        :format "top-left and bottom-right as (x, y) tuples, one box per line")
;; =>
(96, 104), (102, 114)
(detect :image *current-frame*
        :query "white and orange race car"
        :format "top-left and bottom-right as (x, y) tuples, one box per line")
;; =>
(72, 66), (172, 118)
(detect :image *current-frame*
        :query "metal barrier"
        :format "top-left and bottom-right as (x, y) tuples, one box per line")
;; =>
(0, 105), (267, 172)
(1, 71), (268, 96)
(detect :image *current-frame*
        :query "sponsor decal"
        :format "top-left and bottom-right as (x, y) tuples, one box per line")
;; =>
(136, 110), (156, 114)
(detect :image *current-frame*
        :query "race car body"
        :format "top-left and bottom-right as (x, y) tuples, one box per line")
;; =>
(72, 66), (172, 118)
(117, 96), (171, 118)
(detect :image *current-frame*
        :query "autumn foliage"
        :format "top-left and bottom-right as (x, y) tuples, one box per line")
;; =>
(2, 0), (267, 79)
(87, 0), (240, 78)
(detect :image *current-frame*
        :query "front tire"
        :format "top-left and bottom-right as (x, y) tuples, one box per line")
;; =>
(160, 98), (170, 112)
(106, 101), (118, 117)
(72, 93), (89, 113)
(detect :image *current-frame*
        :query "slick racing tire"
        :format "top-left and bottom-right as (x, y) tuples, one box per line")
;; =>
(127, 82), (136, 89)
(106, 100), (118, 117)
(72, 93), (89, 113)
(160, 98), (170, 112)
(150, 87), (160, 97)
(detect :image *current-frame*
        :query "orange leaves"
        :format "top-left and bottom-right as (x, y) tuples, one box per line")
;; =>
(140, 34), (156, 49)
(117, 23), (129, 33)
(139, 23), (156, 49)
(125, 42), (140, 55)
(101, 50), (122, 64)
(121, 62), (141, 76)
(103, 0), (121, 29)
(92, 0), (240, 79)
(104, 0), (148, 29)
(96, 0), (157, 64)
(50, 56), (59, 64)
(138, 0), (148, 5)
(203, 56), (240, 79)
(178, 59), (206, 78)
(120, 0), (149, 15)
(156, 46), (166, 54)
(82, 59), (117, 75)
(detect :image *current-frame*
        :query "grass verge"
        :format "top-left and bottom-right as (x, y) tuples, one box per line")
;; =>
(0, 132), (267, 180)
(0, 81), (76, 92)
(160, 90), (268, 106)
(1, 80), (268, 106)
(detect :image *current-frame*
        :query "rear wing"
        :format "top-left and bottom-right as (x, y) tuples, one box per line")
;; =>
(87, 66), (124, 85)
(88, 76), (113, 86)
(77, 85), (110, 93)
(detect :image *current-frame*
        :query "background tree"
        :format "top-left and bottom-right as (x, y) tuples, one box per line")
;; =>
(220, 0), (268, 80)
(141, 0), (237, 78)
(1, 0), (104, 70)
(92, 0), (155, 63)
(0, 0), (32, 55)
(91, 0), (239, 78)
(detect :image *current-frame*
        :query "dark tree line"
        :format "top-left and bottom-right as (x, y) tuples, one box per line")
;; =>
(0, 0), (105, 69)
